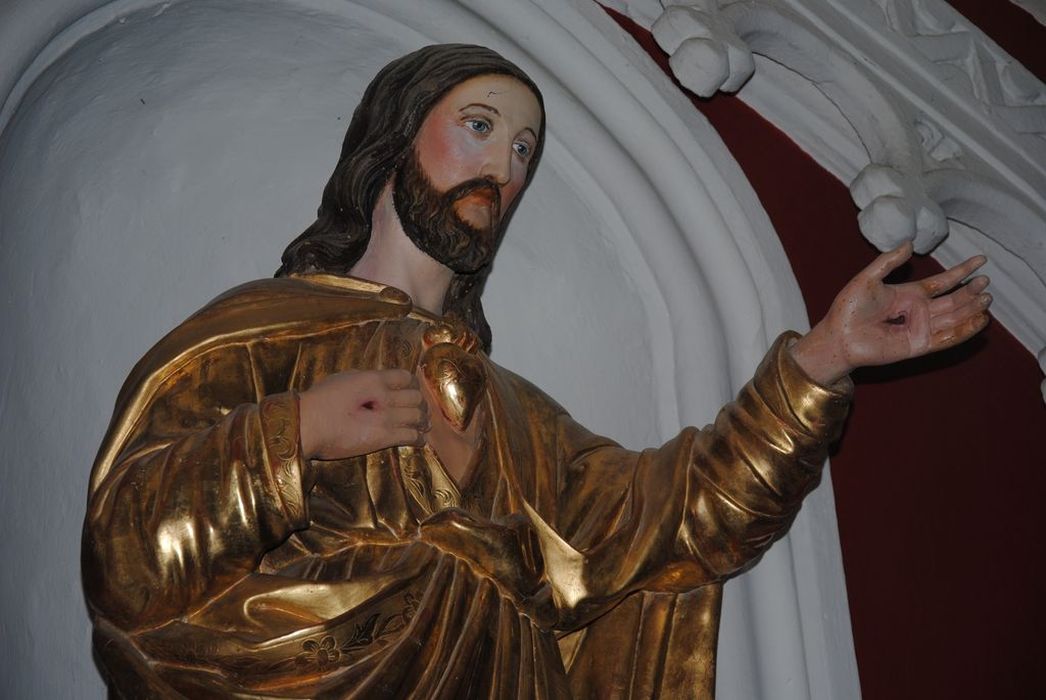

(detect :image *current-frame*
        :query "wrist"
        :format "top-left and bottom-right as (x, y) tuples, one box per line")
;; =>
(297, 390), (321, 460)
(790, 323), (853, 386)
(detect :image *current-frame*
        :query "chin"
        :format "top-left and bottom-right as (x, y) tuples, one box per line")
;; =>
(456, 205), (493, 230)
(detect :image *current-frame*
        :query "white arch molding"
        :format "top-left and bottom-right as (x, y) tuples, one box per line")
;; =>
(0, 1), (859, 697)
(618, 0), (1046, 399)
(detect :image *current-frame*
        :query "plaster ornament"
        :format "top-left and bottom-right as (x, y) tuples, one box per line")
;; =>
(913, 116), (964, 164)
(633, 0), (1046, 397)
(874, 0), (1046, 140)
(850, 164), (949, 253)
(652, 2), (755, 96)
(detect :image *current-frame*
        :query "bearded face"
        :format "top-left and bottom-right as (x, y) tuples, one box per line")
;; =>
(389, 73), (541, 276)
(392, 148), (503, 274)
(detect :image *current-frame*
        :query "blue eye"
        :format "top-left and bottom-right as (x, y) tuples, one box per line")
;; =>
(513, 142), (531, 159)
(465, 118), (491, 134)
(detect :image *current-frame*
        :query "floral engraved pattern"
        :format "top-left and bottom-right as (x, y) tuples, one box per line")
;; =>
(296, 635), (340, 670)
(341, 613), (381, 651)
(292, 593), (420, 672)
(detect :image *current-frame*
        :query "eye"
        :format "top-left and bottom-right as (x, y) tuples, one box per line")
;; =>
(464, 118), (491, 134)
(513, 141), (532, 159)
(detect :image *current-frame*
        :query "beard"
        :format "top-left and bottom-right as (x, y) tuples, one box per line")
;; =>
(392, 149), (503, 274)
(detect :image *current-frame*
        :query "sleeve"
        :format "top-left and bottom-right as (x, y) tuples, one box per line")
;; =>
(546, 332), (851, 626)
(82, 346), (310, 632)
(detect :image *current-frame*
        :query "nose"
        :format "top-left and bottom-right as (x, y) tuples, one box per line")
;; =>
(480, 141), (513, 187)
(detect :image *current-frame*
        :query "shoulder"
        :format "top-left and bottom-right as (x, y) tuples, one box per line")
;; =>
(125, 275), (412, 402)
(90, 275), (412, 492)
(483, 360), (578, 434)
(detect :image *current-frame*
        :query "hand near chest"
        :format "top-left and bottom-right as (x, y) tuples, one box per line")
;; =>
(297, 365), (483, 483)
(298, 369), (430, 460)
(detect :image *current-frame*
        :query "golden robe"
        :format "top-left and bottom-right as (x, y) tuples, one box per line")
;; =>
(82, 274), (851, 699)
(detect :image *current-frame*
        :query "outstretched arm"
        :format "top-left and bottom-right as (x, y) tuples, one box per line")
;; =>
(791, 243), (991, 385)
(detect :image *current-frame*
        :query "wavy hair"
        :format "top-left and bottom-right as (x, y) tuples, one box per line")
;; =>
(276, 44), (546, 352)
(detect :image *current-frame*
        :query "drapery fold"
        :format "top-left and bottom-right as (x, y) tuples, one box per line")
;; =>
(83, 274), (849, 698)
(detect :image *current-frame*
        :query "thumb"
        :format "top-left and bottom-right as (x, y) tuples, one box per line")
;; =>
(862, 241), (914, 282)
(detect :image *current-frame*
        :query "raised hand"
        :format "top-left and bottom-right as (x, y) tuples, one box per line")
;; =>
(791, 242), (992, 386)
(298, 369), (430, 460)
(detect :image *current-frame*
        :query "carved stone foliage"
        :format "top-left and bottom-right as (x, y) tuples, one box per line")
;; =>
(850, 164), (948, 253)
(618, 0), (1046, 398)
(873, 0), (1046, 142)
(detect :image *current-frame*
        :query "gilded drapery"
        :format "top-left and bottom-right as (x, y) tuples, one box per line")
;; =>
(83, 274), (850, 698)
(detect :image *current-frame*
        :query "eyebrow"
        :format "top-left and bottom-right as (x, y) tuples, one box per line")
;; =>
(461, 102), (500, 116)
(460, 103), (539, 142)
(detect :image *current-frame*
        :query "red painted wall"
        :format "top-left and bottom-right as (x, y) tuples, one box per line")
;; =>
(605, 7), (1046, 699)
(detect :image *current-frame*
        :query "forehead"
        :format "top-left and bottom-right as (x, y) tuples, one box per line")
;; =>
(431, 74), (543, 134)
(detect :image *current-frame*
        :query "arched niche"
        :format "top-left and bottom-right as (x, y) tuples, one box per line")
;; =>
(0, 0), (858, 697)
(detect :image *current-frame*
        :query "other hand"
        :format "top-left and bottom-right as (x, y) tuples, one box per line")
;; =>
(298, 369), (430, 460)
(792, 242), (991, 385)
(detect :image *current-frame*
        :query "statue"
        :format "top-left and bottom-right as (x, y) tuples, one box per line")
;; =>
(82, 44), (991, 698)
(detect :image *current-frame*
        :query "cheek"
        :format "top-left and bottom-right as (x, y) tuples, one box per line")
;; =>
(416, 124), (479, 188)
(502, 183), (521, 208)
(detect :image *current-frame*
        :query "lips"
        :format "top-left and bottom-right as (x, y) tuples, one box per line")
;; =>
(447, 180), (501, 222)
(462, 190), (494, 206)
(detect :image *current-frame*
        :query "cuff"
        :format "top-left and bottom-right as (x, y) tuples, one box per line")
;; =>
(258, 391), (309, 528)
(759, 331), (853, 441)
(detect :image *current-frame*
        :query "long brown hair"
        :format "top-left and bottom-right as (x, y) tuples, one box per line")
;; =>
(276, 44), (546, 352)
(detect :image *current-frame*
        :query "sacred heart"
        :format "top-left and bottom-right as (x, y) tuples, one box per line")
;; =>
(418, 342), (486, 433)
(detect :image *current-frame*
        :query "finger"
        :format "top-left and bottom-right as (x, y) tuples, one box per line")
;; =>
(919, 256), (987, 297)
(387, 406), (425, 428)
(862, 241), (914, 282)
(928, 275), (989, 315)
(930, 293), (991, 338)
(389, 427), (425, 448)
(929, 312), (989, 352)
(381, 369), (417, 390)
(387, 388), (423, 408)
(408, 404), (432, 432)
(418, 398), (430, 427)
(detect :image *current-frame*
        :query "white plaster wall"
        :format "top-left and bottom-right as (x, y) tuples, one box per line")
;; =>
(0, 1), (857, 698)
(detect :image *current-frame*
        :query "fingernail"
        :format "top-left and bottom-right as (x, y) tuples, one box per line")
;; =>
(981, 293), (992, 305)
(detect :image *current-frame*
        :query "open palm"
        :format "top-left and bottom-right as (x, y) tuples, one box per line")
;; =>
(794, 243), (991, 384)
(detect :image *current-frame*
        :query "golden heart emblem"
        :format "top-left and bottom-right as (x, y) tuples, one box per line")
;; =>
(419, 341), (486, 433)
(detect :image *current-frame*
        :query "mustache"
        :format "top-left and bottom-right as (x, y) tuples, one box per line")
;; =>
(443, 178), (502, 221)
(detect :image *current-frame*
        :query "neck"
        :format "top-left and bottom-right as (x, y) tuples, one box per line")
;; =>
(349, 182), (454, 315)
